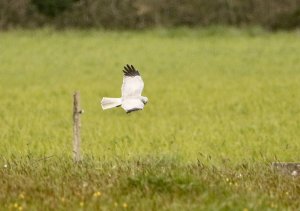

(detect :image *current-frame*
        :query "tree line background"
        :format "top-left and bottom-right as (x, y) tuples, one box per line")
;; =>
(0, 0), (300, 30)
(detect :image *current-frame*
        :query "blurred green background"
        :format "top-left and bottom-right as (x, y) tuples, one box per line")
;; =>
(0, 29), (299, 164)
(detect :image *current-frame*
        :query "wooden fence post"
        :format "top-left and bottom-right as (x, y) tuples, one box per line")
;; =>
(73, 91), (83, 163)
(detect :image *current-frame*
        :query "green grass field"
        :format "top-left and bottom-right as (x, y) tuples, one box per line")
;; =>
(0, 28), (300, 210)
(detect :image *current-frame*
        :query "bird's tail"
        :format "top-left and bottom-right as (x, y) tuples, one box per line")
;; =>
(101, 97), (122, 110)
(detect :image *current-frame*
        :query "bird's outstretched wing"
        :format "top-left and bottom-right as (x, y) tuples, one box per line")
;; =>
(121, 64), (144, 98)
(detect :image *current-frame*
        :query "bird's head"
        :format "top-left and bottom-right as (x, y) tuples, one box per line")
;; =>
(140, 96), (148, 104)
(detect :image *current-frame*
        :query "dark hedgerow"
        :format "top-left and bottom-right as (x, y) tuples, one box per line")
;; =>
(0, 0), (300, 30)
(31, 0), (78, 17)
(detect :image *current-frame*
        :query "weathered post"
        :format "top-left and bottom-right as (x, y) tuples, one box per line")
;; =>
(73, 91), (83, 163)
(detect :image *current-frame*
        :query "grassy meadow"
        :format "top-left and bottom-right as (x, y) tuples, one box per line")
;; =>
(0, 28), (300, 210)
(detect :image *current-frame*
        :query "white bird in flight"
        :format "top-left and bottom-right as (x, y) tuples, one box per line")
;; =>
(101, 64), (148, 113)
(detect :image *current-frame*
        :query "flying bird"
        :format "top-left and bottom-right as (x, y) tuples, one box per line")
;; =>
(101, 64), (148, 113)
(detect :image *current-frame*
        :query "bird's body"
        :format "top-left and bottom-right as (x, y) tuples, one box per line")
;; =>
(101, 65), (148, 113)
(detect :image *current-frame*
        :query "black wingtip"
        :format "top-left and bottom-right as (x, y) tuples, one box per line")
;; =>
(122, 64), (140, 77)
